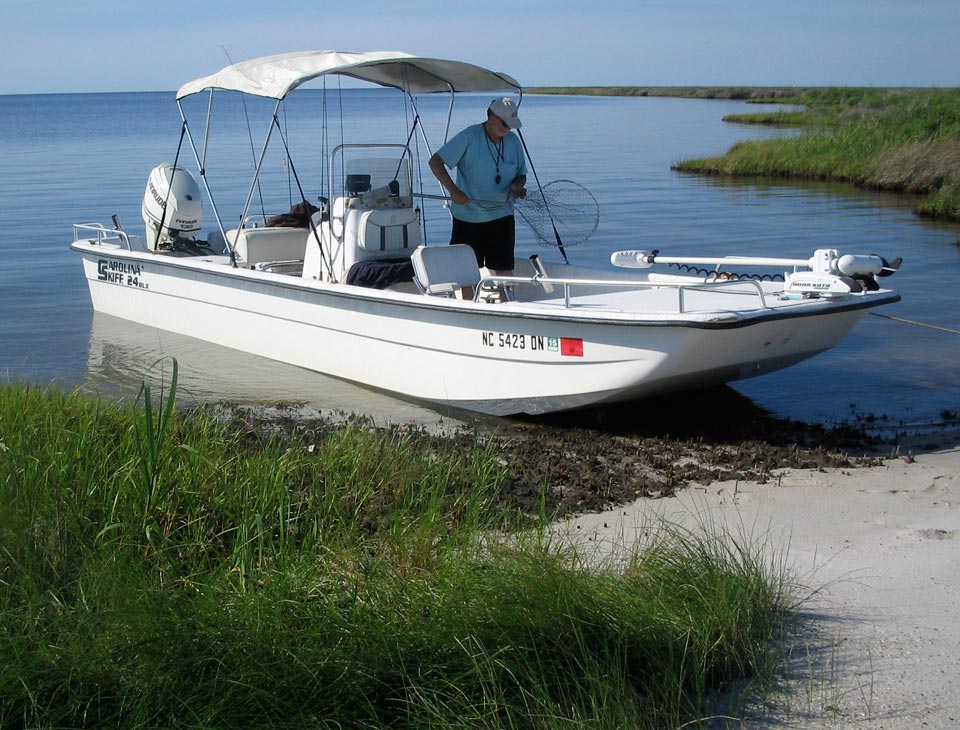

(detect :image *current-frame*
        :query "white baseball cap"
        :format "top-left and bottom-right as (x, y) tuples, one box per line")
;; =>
(489, 97), (522, 129)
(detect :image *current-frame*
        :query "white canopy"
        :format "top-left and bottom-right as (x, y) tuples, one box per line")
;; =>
(176, 50), (521, 101)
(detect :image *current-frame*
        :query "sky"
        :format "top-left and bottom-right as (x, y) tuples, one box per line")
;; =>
(1, 0), (957, 95)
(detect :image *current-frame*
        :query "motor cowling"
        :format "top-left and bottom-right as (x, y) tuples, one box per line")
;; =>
(142, 163), (202, 251)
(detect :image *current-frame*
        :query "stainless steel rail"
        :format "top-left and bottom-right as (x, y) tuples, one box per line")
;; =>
(73, 222), (133, 250)
(480, 273), (771, 312)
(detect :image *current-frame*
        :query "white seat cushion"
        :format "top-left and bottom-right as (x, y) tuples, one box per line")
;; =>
(356, 208), (421, 252)
(411, 244), (481, 295)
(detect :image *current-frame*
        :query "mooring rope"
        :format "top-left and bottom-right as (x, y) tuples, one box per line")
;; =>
(869, 312), (960, 335)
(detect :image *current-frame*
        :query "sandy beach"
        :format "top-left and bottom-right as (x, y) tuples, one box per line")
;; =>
(557, 435), (960, 728)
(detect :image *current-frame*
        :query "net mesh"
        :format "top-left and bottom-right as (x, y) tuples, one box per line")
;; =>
(515, 179), (599, 248)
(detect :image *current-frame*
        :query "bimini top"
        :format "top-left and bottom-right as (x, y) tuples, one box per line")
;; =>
(176, 50), (521, 101)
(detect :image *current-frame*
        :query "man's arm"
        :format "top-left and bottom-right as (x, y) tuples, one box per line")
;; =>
(429, 153), (468, 205)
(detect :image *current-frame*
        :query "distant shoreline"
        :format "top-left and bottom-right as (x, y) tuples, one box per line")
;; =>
(526, 86), (812, 101)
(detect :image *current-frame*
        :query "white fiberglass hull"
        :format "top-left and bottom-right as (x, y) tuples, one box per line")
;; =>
(72, 241), (897, 416)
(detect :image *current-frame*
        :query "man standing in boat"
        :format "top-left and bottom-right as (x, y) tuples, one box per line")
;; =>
(429, 97), (527, 299)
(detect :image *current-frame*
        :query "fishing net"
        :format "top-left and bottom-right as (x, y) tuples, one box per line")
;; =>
(515, 179), (599, 248)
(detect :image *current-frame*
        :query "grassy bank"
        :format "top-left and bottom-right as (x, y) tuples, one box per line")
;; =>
(674, 87), (960, 220)
(0, 374), (798, 729)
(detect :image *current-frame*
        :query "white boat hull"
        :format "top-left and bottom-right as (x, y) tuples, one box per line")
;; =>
(73, 242), (892, 415)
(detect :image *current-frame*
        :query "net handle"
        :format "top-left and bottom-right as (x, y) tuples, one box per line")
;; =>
(517, 130), (567, 263)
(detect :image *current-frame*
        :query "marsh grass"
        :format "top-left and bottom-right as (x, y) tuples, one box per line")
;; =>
(1, 375), (799, 728)
(674, 87), (960, 220)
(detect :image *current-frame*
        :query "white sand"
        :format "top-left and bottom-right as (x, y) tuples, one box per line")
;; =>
(556, 438), (960, 728)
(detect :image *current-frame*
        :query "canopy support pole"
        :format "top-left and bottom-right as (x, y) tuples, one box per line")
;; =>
(237, 98), (282, 236)
(272, 114), (335, 282)
(177, 98), (234, 265)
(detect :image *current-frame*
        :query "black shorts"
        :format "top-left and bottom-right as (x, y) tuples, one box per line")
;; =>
(450, 215), (515, 271)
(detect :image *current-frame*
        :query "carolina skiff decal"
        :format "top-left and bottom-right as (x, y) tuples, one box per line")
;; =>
(481, 332), (584, 357)
(97, 259), (150, 289)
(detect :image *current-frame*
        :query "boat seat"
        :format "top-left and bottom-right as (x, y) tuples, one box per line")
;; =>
(411, 244), (481, 296)
(354, 206), (420, 254)
(227, 227), (309, 268)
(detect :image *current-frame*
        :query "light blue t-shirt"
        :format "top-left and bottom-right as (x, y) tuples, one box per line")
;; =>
(436, 123), (527, 224)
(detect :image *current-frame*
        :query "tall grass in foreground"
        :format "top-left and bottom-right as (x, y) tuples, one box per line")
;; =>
(1, 375), (796, 728)
(675, 87), (960, 220)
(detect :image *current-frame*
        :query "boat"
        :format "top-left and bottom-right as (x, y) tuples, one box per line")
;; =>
(71, 50), (901, 416)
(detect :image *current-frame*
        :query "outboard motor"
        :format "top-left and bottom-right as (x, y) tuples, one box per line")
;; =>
(142, 163), (202, 251)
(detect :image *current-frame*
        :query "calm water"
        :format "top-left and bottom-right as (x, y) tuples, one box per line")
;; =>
(1, 89), (957, 431)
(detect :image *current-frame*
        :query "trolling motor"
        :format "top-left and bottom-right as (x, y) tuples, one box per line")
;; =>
(785, 250), (902, 295)
(611, 248), (901, 297)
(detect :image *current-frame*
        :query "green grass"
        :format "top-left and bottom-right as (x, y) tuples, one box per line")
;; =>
(673, 87), (960, 220)
(0, 371), (800, 728)
(721, 110), (814, 126)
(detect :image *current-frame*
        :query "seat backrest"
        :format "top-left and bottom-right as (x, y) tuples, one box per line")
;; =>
(356, 207), (421, 254)
(327, 201), (421, 280)
(411, 244), (481, 296)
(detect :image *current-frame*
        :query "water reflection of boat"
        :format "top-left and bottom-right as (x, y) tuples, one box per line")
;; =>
(85, 312), (452, 426)
(71, 51), (901, 416)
